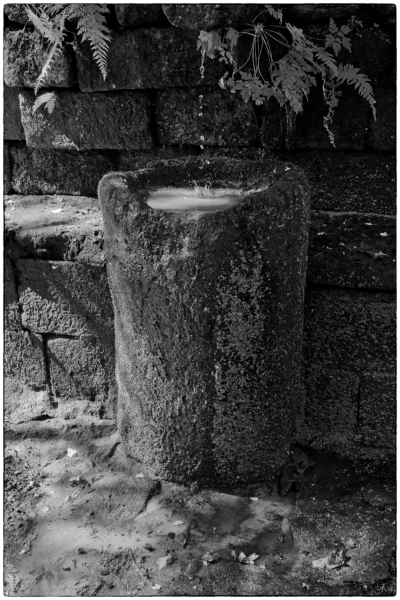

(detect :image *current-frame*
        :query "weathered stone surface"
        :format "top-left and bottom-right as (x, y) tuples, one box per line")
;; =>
(17, 260), (114, 337)
(162, 4), (263, 30)
(359, 373), (396, 448)
(282, 151), (396, 215)
(47, 335), (116, 416)
(4, 258), (21, 329)
(114, 4), (165, 26)
(99, 157), (310, 484)
(9, 146), (116, 196)
(4, 329), (51, 423)
(307, 211), (396, 290)
(19, 90), (153, 150)
(156, 88), (259, 146)
(117, 147), (201, 172)
(4, 85), (25, 140)
(344, 28), (394, 87)
(372, 3), (396, 25)
(304, 367), (359, 438)
(288, 88), (370, 151)
(5, 195), (105, 264)
(285, 4), (361, 21)
(4, 29), (76, 88)
(4, 145), (13, 194)
(304, 288), (396, 375)
(76, 29), (225, 92)
(4, 3), (31, 24)
(368, 87), (396, 151)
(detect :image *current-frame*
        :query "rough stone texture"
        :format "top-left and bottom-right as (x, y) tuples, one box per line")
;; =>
(4, 145), (13, 194)
(5, 195), (105, 264)
(156, 88), (259, 146)
(4, 329), (51, 423)
(282, 151), (396, 215)
(344, 28), (395, 87)
(19, 90), (153, 150)
(286, 88), (370, 151)
(4, 29), (76, 88)
(9, 146), (116, 196)
(307, 211), (396, 290)
(162, 4), (262, 30)
(76, 29), (225, 92)
(114, 4), (165, 27)
(4, 258), (21, 329)
(359, 373), (396, 449)
(4, 85), (25, 140)
(47, 335), (116, 418)
(368, 87), (396, 151)
(4, 3), (31, 24)
(304, 367), (359, 439)
(17, 260), (114, 338)
(285, 4), (361, 21)
(304, 288), (396, 375)
(99, 157), (310, 484)
(372, 3), (396, 25)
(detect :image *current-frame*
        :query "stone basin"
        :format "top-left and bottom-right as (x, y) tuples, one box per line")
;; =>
(98, 157), (310, 484)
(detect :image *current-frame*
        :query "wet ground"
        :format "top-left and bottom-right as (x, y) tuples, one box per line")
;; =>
(4, 416), (396, 596)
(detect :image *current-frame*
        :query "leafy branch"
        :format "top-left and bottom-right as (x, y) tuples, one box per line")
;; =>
(198, 6), (376, 146)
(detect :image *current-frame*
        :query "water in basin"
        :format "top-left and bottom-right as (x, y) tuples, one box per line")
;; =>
(146, 186), (243, 213)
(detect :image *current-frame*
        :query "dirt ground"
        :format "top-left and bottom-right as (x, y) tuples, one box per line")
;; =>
(3, 416), (396, 597)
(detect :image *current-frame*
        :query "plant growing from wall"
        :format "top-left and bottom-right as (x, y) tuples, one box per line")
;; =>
(27, 3), (376, 147)
(24, 3), (112, 114)
(198, 5), (376, 146)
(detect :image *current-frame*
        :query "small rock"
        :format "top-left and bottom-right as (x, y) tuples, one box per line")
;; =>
(100, 568), (110, 576)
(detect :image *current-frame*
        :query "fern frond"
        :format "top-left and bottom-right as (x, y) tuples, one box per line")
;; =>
(24, 5), (61, 45)
(337, 63), (376, 118)
(32, 91), (58, 114)
(71, 4), (112, 80)
(34, 42), (64, 94)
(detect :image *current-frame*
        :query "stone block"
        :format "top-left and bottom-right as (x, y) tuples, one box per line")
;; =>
(285, 4), (361, 21)
(47, 335), (116, 414)
(260, 99), (286, 150)
(372, 4), (396, 26)
(344, 28), (394, 87)
(162, 4), (262, 30)
(4, 85), (25, 140)
(5, 195), (105, 264)
(4, 258), (21, 329)
(368, 88), (396, 151)
(359, 372), (396, 448)
(4, 145), (13, 194)
(76, 29), (225, 92)
(19, 90), (153, 150)
(304, 368), (359, 437)
(304, 288), (396, 374)
(17, 259), (114, 337)
(4, 328), (51, 423)
(9, 146), (116, 196)
(307, 211), (396, 290)
(115, 4), (164, 26)
(282, 151), (396, 214)
(4, 29), (76, 88)
(156, 88), (259, 146)
(4, 4), (31, 24)
(288, 88), (370, 150)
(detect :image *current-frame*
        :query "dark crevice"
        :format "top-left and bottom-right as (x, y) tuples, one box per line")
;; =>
(29, 414), (54, 421)
(305, 282), (396, 295)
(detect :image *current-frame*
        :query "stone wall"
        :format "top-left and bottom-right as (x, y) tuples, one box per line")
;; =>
(4, 4), (395, 464)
